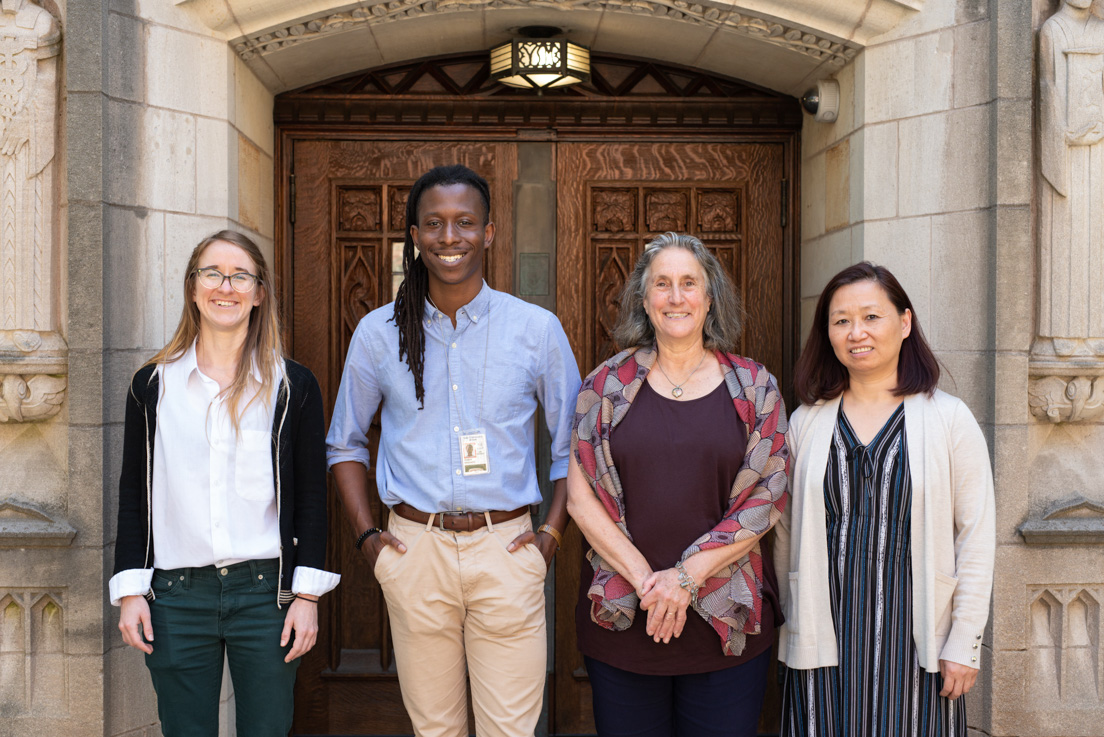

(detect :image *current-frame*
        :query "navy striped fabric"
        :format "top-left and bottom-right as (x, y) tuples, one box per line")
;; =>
(780, 405), (966, 736)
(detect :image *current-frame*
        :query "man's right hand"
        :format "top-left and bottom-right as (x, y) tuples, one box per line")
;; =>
(118, 595), (154, 654)
(362, 530), (407, 571)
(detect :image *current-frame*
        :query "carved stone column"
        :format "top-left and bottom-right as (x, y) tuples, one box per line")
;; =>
(1032, 0), (1104, 424)
(0, 0), (64, 425)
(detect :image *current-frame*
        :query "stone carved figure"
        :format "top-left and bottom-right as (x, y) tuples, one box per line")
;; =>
(1037, 0), (1104, 358)
(0, 0), (59, 332)
(0, 0), (62, 425)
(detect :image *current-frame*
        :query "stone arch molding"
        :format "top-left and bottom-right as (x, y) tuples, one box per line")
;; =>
(173, 0), (923, 94)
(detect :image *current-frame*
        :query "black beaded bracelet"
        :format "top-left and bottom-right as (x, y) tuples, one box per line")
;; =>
(355, 527), (383, 550)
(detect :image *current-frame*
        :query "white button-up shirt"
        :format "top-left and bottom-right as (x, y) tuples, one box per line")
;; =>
(109, 342), (339, 604)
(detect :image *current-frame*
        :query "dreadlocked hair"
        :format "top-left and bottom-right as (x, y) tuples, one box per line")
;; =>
(392, 164), (491, 408)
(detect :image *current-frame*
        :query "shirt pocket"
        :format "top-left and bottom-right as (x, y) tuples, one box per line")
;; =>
(234, 429), (275, 502)
(483, 362), (532, 416)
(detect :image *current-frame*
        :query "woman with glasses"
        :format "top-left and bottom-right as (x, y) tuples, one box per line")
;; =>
(777, 262), (995, 736)
(109, 230), (339, 736)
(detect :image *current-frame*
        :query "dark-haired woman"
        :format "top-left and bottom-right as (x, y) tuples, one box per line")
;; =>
(110, 230), (339, 736)
(327, 164), (580, 737)
(777, 262), (995, 736)
(568, 233), (789, 737)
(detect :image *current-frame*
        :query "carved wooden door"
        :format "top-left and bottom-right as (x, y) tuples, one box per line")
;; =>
(288, 140), (516, 735)
(553, 141), (789, 735)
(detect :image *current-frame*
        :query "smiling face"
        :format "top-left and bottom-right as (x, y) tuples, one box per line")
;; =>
(192, 240), (263, 336)
(642, 247), (712, 346)
(827, 279), (912, 382)
(410, 182), (494, 296)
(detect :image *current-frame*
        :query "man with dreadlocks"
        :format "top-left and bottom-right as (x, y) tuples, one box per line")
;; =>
(326, 164), (581, 737)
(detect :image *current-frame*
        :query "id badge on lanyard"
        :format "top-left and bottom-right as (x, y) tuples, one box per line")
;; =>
(460, 429), (490, 476)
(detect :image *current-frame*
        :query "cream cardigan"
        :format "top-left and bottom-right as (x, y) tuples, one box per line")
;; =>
(774, 390), (995, 672)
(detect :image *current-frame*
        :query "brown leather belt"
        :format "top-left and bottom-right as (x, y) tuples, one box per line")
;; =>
(391, 502), (529, 532)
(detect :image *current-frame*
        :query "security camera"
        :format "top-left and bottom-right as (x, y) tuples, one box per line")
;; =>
(800, 79), (840, 123)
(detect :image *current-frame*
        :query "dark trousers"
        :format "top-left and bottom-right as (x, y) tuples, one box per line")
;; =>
(585, 648), (771, 737)
(144, 559), (299, 737)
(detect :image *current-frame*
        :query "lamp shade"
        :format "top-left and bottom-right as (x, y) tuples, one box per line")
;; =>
(490, 38), (590, 90)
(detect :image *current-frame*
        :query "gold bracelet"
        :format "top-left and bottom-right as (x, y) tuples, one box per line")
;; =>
(537, 523), (563, 548)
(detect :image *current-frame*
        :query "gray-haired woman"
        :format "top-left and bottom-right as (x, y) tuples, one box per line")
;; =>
(567, 233), (790, 737)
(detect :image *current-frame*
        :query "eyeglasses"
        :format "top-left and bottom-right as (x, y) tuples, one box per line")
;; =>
(193, 267), (260, 293)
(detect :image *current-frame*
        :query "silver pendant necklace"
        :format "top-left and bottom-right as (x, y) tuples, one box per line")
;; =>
(654, 351), (708, 398)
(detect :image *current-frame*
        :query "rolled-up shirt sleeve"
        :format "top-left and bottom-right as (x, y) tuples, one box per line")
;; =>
(108, 567), (154, 606)
(538, 315), (582, 482)
(292, 566), (341, 597)
(326, 320), (381, 470)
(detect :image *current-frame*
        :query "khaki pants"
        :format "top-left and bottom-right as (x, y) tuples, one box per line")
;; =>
(376, 510), (548, 737)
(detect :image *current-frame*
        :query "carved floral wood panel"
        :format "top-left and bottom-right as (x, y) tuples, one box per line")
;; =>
(585, 185), (744, 367)
(338, 187), (382, 232)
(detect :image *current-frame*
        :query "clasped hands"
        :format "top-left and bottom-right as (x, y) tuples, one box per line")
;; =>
(638, 567), (693, 645)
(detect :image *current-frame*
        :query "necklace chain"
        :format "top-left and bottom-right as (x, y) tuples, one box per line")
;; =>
(654, 351), (708, 399)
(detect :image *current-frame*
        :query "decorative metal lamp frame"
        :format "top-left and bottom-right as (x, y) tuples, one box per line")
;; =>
(490, 28), (591, 91)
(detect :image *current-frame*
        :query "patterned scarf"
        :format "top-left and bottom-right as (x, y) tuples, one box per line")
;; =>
(572, 345), (790, 656)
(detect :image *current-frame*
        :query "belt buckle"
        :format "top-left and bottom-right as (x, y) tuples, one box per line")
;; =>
(438, 510), (474, 531)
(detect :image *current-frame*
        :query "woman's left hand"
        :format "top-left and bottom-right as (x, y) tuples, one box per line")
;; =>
(281, 596), (319, 663)
(639, 569), (691, 644)
(938, 659), (978, 699)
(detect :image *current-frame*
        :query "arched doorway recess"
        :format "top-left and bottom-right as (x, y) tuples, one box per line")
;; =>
(276, 51), (802, 736)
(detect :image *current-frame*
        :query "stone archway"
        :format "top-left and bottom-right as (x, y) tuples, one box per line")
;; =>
(178, 0), (922, 95)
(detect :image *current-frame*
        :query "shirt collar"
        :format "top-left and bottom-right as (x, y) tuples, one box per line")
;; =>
(423, 281), (492, 327)
(181, 338), (266, 385)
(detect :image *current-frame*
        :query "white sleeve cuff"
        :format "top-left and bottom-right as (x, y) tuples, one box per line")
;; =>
(109, 568), (154, 606)
(291, 566), (341, 597)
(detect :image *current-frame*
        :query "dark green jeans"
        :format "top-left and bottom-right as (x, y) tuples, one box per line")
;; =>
(144, 559), (299, 737)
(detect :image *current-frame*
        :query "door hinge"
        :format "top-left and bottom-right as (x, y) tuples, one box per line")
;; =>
(780, 178), (788, 229)
(289, 173), (296, 225)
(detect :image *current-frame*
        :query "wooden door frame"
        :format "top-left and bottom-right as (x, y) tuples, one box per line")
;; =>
(273, 52), (803, 736)
(274, 53), (803, 401)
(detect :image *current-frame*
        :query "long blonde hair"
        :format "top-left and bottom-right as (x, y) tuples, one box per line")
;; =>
(145, 230), (286, 435)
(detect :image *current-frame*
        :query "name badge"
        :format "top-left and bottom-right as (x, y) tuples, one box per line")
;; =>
(460, 430), (490, 476)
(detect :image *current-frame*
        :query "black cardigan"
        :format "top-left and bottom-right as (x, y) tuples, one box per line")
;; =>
(113, 358), (330, 604)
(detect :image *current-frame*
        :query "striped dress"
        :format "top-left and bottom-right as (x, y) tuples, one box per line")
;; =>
(780, 405), (966, 736)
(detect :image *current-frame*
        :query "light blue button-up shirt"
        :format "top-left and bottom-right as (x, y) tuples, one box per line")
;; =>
(326, 283), (581, 513)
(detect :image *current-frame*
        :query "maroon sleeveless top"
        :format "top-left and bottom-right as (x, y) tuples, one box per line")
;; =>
(575, 378), (780, 674)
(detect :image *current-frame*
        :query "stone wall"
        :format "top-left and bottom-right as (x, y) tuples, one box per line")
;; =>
(0, 1), (278, 736)
(98, 3), (276, 732)
(799, 0), (1000, 733)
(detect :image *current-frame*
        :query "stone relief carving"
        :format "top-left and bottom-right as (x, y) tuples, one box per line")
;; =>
(0, 328), (65, 422)
(0, 1), (64, 424)
(1035, 0), (1104, 375)
(231, 0), (858, 68)
(1029, 374), (1104, 424)
(1027, 585), (1103, 706)
(1020, 496), (1104, 544)
(0, 590), (66, 715)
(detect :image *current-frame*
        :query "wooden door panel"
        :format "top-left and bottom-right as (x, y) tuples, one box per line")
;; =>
(554, 141), (787, 735)
(289, 140), (517, 735)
